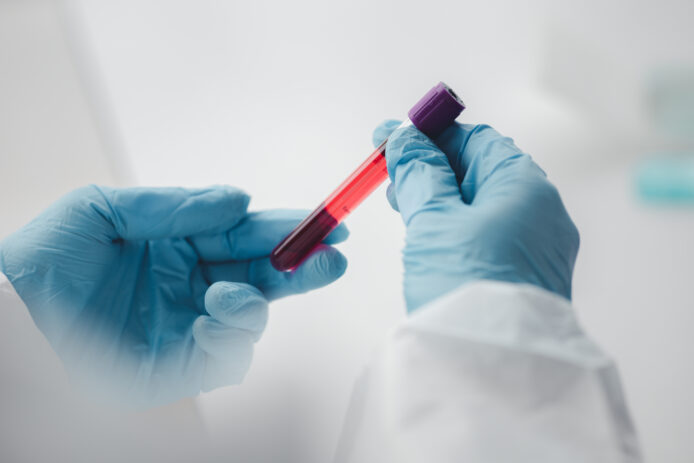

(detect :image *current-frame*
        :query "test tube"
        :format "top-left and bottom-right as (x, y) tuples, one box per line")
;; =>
(270, 82), (465, 271)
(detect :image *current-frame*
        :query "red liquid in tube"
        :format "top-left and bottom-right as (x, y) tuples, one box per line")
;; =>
(270, 82), (466, 271)
(270, 140), (388, 271)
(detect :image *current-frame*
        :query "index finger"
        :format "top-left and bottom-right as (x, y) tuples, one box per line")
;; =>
(435, 123), (544, 204)
(189, 209), (349, 262)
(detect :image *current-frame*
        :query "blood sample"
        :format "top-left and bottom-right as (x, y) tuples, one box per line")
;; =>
(270, 82), (465, 271)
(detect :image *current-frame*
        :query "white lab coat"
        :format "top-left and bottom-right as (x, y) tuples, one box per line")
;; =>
(334, 281), (642, 463)
(0, 273), (641, 462)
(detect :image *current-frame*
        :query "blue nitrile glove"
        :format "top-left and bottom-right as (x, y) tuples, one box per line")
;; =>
(373, 120), (579, 312)
(0, 185), (348, 407)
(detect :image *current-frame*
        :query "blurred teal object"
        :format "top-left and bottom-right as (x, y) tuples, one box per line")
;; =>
(636, 155), (694, 202)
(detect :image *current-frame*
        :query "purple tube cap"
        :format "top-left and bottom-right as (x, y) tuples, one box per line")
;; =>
(408, 82), (465, 139)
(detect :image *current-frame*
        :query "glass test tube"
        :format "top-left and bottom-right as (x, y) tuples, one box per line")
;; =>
(270, 82), (465, 271)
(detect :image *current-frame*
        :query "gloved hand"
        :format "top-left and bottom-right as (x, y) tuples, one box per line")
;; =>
(0, 185), (348, 407)
(373, 120), (579, 312)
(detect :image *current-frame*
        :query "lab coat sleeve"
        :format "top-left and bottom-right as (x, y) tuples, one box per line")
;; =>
(334, 281), (642, 463)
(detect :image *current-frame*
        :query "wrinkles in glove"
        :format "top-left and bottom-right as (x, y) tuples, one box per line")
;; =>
(0, 185), (348, 407)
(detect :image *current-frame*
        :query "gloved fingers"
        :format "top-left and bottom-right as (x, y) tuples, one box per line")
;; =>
(203, 244), (347, 301)
(385, 183), (399, 212)
(250, 244), (347, 300)
(193, 316), (257, 355)
(189, 209), (349, 262)
(192, 317), (255, 391)
(91, 185), (250, 241)
(374, 120), (403, 213)
(204, 282), (268, 340)
(372, 119), (402, 147)
(385, 125), (465, 225)
(438, 124), (543, 204)
(201, 353), (253, 392)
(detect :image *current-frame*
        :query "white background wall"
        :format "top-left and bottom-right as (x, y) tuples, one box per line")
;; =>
(1, 0), (693, 461)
